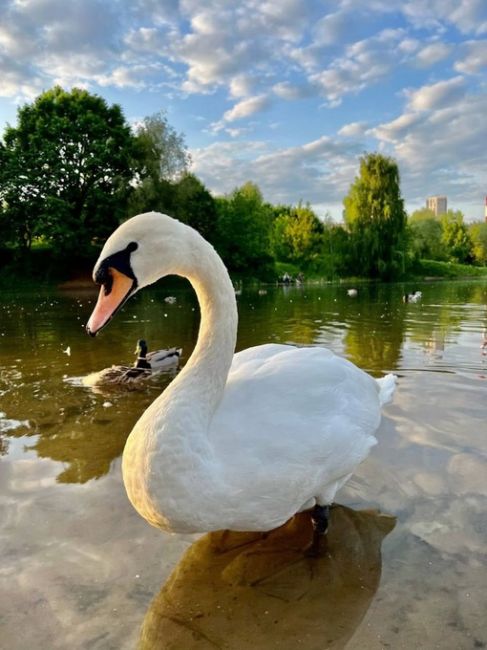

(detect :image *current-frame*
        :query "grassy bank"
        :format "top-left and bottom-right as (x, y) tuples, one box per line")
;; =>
(2, 246), (487, 288)
(412, 259), (487, 279)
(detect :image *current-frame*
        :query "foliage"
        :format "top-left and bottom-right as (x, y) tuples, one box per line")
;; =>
(134, 111), (190, 182)
(215, 182), (274, 274)
(321, 223), (353, 278)
(468, 221), (487, 265)
(270, 203), (323, 265)
(128, 111), (190, 217)
(343, 153), (407, 279)
(0, 86), (136, 254)
(440, 210), (473, 264)
(0, 93), (483, 283)
(408, 216), (446, 261)
(413, 259), (487, 278)
(409, 207), (437, 222)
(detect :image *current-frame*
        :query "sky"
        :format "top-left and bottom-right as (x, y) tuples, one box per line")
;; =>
(0, 0), (486, 221)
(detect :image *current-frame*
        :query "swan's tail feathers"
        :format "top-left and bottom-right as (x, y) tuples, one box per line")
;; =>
(377, 373), (397, 406)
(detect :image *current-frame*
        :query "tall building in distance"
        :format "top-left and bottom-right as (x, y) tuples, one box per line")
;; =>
(426, 195), (447, 216)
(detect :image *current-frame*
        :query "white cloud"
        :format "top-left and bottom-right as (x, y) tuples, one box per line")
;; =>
(338, 121), (368, 137)
(313, 11), (357, 46)
(405, 76), (466, 111)
(223, 95), (271, 122)
(191, 135), (363, 208)
(372, 90), (487, 204)
(310, 30), (405, 105)
(402, 0), (487, 35)
(0, 0), (485, 220)
(454, 39), (487, 74)
(229, 75), (256, 98)
(272, 81), (314, 100)
(415, 42), (452, 67)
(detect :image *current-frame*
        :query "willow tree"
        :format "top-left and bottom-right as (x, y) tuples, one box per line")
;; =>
(343, 153), (407, 278)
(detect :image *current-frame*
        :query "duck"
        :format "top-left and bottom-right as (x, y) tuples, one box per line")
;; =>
(82, 339), (181, 387)
(86, 212), (396, 539)
(403, 290), (422, 303)
(164, 296), (177, 304)
(347, 288), (358, 297)
(136, 339), (183, 372)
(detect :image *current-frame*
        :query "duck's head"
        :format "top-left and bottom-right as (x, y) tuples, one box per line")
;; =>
(86, 212), (192, 336)
(136, 339), (148, 357)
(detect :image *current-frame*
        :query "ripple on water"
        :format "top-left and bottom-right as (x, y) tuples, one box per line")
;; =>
(0, 412), (30, 433)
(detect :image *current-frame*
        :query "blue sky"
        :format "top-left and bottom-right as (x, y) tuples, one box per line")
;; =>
(0, 0), (486, 220)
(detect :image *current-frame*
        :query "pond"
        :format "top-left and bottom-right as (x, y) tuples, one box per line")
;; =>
(1, 279), (486, 649)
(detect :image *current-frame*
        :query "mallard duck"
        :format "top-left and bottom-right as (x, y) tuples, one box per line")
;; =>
(86, 212), (396, 542)
(82, 339), (182, 387)
(137, 339), (183, 371)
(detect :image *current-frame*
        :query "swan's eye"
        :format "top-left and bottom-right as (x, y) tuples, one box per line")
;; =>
(103, 271), (114, 296)
(95, 265), (113, 295)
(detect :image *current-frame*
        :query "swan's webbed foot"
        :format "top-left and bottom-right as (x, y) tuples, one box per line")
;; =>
(305, 504), (330, 557)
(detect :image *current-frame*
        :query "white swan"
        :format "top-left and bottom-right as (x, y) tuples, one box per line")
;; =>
(86, 212), (396, 534)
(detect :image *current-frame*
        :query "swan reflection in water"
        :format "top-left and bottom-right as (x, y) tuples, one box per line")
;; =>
(139, 505), (395, 650)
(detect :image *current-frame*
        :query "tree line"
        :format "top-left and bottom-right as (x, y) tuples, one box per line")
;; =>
(1, 87), (486, 281)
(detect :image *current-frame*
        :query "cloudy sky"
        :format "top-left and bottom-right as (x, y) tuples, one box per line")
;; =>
(0, 0), (486, 220)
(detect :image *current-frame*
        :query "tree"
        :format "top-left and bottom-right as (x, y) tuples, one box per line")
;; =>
(172, 173), (218, 244)
(270, 203), (323, 266)
(0, 86), (137, 253)
(469, 221), (487, 265)
(440, 210), (473, 263)
(128, 111), (190, 217)
(134, 111), (190, 181)
(215, 182), (274, 273)
(408, 209), (445, 261)
(343, 153), (407, 278)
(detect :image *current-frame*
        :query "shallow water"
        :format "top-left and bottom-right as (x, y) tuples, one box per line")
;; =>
(0, 279), (486, 649)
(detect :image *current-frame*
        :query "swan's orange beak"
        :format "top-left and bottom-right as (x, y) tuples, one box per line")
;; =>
(86, 268), (135, 336)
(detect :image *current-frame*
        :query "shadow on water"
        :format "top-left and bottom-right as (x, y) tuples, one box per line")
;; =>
(138, 506), (396, 650)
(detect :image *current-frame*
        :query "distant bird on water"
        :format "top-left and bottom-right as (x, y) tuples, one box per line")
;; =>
(403, 291), (422, 303)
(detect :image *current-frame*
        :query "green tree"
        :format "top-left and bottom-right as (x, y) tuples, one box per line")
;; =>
(343, 153), (407, 278)
(172, 173), (218, 243)
(408, 209), (445, 260)
(270, 203), (323, 266)
(128, 111), (190, 217)
(322, 222), (353, 278)
(215, 182), (274, 273)
(440, 210), (473, 263)
(469, 221), (487, 265)
(0, 86), (136, 253)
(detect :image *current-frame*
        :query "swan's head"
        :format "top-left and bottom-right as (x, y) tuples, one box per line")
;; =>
(86, 212), (191, 336)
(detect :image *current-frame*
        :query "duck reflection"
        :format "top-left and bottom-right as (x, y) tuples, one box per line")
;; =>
(139, 505), (395, 650)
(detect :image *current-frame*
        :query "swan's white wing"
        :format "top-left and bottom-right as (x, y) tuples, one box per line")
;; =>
(208, 345), (384, 528)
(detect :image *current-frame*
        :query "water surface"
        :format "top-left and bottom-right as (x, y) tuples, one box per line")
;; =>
(1, 280), (486, 649)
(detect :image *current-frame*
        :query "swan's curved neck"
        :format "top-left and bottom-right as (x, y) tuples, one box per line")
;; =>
(170, 240), (238, 419)
(122, 227), (238, 530)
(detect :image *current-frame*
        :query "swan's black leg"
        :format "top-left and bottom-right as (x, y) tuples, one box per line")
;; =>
(305, 504), (330, 556)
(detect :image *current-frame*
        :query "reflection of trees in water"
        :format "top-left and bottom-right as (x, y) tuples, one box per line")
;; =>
(139, 505), (395, 650)
(22, 385), (167, 484)
(2, 282), (486, 483)
(406, 282), (487, 354)
(341, 285), (406, 373)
